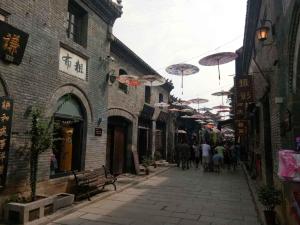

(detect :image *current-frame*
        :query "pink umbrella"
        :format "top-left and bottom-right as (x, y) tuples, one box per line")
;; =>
(199, 52), (238, 81)
(166, 63), (199, 95)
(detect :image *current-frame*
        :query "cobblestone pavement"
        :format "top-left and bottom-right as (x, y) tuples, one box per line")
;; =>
(51, 166), (260, 225)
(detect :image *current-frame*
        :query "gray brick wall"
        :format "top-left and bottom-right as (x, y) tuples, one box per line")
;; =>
(0, 0), (115, 194)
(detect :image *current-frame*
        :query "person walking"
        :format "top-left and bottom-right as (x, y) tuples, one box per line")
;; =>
(214, 142), (225, 167)
(201, 141), (211, 171)
(193, 141), (200, 168)
(175, 134), (190, 170)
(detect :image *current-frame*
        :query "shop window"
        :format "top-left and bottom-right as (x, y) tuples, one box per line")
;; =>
(51, 95), (84, 178)
(159, 93), (163, 103)
(67, 0), (87, 46)
(145, 86), (151, 104)
(118, 69), (128, 94)
(0, 14), (5, 22)
(0, 9), (9, 22)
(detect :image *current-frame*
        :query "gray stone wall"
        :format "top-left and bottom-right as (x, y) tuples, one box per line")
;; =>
(0, 0), (114, 194)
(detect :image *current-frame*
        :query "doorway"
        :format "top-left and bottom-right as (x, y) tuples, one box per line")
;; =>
(50, 95), (86, 178)
(107, 116), (130, 175)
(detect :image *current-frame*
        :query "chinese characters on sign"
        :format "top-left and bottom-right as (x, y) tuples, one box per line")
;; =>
(59, 48), (87, 80)
(236, 76), (254, 103)
(235, 120), (248, 136)
(0, 97), (13, 186)
(0, 21), (29, 65)
(234, 75), (254, 137)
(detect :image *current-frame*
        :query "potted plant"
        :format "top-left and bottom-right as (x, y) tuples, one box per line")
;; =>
(258, 185), (282, 225)
(142, 157), (153, 175)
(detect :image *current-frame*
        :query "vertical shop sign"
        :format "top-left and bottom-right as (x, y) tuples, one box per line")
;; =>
(236, 75), (254, 103)
(0, 97), (13, 187)
(0, 21), (29, 65)
(235, 120), (248, 137)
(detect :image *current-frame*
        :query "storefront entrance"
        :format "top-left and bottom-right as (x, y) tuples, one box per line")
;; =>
(156, 121), (166, 160)
(137, 118), (151, 162)
(107, 116), (131, 175)
(51, 95), (86, 178)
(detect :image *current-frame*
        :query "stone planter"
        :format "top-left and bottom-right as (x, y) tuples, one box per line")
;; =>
(5, 193), (74, 224)
(53, 193), (74, 211)
(5, 195), (55, 224)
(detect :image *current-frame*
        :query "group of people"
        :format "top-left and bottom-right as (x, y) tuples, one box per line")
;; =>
(175, 133), (240, 172)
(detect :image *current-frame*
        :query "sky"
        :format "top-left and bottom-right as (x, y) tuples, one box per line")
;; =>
(112, 0), (247, 112)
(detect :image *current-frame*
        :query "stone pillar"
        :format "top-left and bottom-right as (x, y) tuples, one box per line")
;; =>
(151, 120), (156, 159)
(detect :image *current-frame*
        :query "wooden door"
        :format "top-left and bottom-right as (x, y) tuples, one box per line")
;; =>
(113, 127), (125, 175)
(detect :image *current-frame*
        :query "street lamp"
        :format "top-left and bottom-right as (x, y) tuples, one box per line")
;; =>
(256, 19), (275, 45)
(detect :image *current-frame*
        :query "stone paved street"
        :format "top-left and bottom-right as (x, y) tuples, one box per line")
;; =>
(51, 167), (260, 225)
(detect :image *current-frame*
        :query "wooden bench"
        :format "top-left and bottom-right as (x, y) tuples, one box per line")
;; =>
(72, 165), (117, 201)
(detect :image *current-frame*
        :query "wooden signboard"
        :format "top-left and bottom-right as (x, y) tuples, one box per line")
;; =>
(0, 21), (29, 65)
(94, 127), (102, 136)
(132, 150), (140, 175)
(0, 97), (13, 187)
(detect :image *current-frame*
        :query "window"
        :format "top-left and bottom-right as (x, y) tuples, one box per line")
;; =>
(118, 69), (128, 94)
(67, 0), (87, 46)
(0, 8), (9, 22)
(145, 86), (151, 103)
(159, 93), (163, 103)
(0, 14), (5, 22)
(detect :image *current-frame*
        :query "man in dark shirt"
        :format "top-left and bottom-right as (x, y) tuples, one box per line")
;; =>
(175, 134), (191, 170)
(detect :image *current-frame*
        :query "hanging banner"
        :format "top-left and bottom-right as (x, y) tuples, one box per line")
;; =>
(0, 97), (13, 187)
(0, 21), (29, 65)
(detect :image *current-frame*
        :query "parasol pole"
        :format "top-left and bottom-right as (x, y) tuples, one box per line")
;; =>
(181, 68), (184, 95)
(217, 59), (221, 86)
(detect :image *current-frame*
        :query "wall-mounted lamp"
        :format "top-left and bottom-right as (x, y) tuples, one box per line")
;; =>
(106, 70), (117, 84)
(256, 19), (275, 45)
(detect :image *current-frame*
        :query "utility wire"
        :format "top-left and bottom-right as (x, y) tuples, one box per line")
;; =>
(156, 34), (243, 74)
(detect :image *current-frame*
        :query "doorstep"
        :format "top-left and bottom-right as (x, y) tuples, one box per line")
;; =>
(241, 163), (266, 225)
(31, 166), (172, 225)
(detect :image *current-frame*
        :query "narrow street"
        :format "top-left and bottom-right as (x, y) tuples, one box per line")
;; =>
(52, 167), (260, 225)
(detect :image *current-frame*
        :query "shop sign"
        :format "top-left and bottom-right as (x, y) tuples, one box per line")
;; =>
(235, 75), (254, 103)
(235, 120), (247, 136)
(59, 47), (87, 80)
(95, 127), (102, 137)
(0, 21), (29, 65)
(0, 97), (13, 186)
(235, 102), (245, 119)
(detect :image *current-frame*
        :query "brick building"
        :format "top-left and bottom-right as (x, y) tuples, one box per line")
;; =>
(107, 37), (174, 175)
(236, 0), (300, 224)
(0, 0), (122, 201)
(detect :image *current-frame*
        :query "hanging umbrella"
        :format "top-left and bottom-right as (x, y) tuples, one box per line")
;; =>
(199, 52), (237, 81)
(211, 90), (231, 96)
(168, 108), (182, 112)
(190, 114), (205, 119)
(172, 100), (191, 107)
(218, 109), (230, 113)
(188, 98), (209, 111)
(154, 102), (170, 108)
(212, 105), (230, 110)
(166, 63), (199, 95)
(211, 90), (231, 105)
(199, 107), (212, 111)
(116, 74), (141, 86)
(181, 108), (194, 113)
(139, 75), (166, 86)
(181, 115), (192, 118)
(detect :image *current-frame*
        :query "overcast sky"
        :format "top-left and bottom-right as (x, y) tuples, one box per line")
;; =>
(113, 0), (247, 111)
